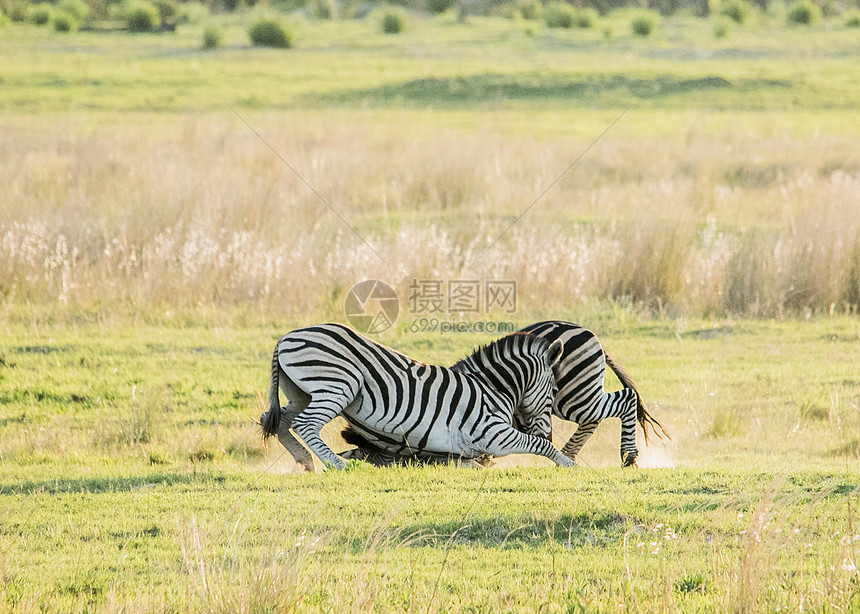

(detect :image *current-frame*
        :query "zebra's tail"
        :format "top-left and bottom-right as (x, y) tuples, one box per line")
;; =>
(604, 352), (670, 445)
(259, 342), (282, 439)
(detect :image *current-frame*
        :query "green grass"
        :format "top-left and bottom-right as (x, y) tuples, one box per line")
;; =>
(2, 11), (860, 612)
(2, 14), (860, 118)
(1, 316), (859, 611)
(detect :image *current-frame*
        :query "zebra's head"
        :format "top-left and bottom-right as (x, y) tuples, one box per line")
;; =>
(513, 337), (563, 439)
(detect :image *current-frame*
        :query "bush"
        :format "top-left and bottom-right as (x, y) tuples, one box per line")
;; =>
(202, 23), (222, 48)
(572, 6), (597, 27)
(57, 0), (88, 21)
(127, 1), (160, 31)
(719, 0), (750, 23)
(381, 9), (405, 33)
(0, 10), (7, 28)
(427, 0), (455, 13)
(544, 1), (575, 27)
(310, 0), (338, 19)
(153, 0), (178, 28)
(29, 5), (52, 25)
(630, 10), (658, 36)
(712, 15), (730, 36)
(53, 12), (77, 29)
(2, 0), (28, 22)
(248, 18), (293, 47)
(518, 0), (541, 19)
(844, 9), (860, 27)
(786, 0), (818, 23)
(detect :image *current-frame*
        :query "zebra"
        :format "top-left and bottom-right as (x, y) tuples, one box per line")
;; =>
(259, 323), (574, 471)
(341, 321), (668, 468)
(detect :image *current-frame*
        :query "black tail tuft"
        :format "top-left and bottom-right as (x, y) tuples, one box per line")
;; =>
(604, 352), (670, 445)
(260, 341), (283, 439)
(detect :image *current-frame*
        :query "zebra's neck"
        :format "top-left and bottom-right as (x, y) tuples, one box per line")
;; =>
(457, 350), (523, 413)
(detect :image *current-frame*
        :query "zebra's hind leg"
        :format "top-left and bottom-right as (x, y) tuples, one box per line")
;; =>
(290, 395), (353, 471)
(561, 422), (598, 464)
(617, 390), (640, 467)
(620, 408), (639, 467)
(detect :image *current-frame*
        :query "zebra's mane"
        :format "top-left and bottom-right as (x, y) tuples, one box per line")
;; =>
(450, 332), (548, 372)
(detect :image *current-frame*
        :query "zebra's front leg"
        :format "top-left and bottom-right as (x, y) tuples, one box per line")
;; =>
(481, 427), (576, 468)
(561, 422), (598, 464)
(291, 396), (350, 471)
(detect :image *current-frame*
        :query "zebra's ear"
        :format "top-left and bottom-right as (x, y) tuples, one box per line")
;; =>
(547, 339), (563, 366)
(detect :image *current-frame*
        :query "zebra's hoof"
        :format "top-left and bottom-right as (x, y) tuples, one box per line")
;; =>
(621, 452), (638, 468)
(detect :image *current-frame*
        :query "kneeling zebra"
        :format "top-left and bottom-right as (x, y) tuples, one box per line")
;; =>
(343, 321), (669, 468)
(260, 323), (573, 471)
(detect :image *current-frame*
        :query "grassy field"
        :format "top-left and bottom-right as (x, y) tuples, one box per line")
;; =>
(1, 316), (859, 611)
(1, 7), (860, 612)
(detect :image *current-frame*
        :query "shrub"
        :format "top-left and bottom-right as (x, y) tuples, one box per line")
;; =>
(544, 1), (575, 27)
(630, 10), (658, 36)
(518, 0), (541, 19)
(712, 15), (730, 36)
(381, 9), (405, 33)
(202, 23), (222, 48)
(153, 0), (178, 29)
(127, 1), (160, 31)
(844, 9), (860, 27)
(3, 0), (28, 22)
(310, 0), (338, 19)
(248, 18), (293, 47)
(57, 0), (88, 21)
(572, 6), (597, 27)
(786, 0), (818, 24)
(427, 0), (455, 13)
(29, 5), (52, 25)
(53, 11), (77, 30)
(0, 10), (7, 28)
(719, 0), (750, 23)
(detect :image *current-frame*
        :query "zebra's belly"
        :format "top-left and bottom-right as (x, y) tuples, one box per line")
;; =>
(343, 402), (481, 458)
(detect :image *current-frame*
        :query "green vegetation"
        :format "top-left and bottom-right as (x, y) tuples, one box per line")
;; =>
(630, 9), (658, 35)
(381, 8), (406, 33)
(719, 0), (751, 24)
(126, 0), (160, 31)
(27, 3), (49, 24)
(518, 0), (542, 19)
(1, 9), (859, 613)
(1, 318), (858, 612)
(544, 0), (576, 27)
(787, 0), (819, 24)
(202, 22), (223, 47)
(248, 17), (293, 47)
(572, 6), (598, 28)
(52, 11), (77, 30)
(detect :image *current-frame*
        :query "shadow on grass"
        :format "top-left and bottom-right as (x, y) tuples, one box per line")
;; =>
(305, 72), (791, 108)
(0, 472), (223, 495)
(356, 510), (634, 552)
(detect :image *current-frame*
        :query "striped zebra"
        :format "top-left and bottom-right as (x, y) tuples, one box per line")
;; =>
(342, 321), (668, 467)
(259, 323), (574, 471)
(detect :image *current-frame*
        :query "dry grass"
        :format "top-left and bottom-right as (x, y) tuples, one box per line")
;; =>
(1, 113), (859, 321)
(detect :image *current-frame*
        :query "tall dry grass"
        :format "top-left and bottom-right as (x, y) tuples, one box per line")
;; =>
(1, 114), (858, 320)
